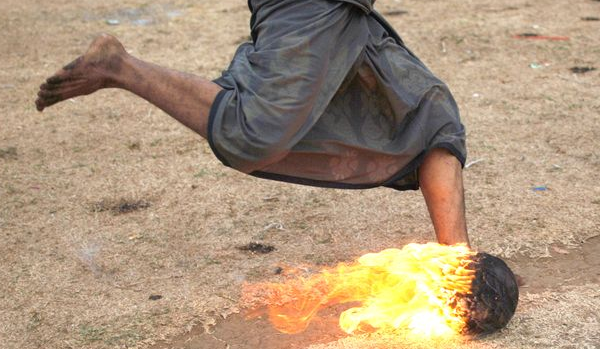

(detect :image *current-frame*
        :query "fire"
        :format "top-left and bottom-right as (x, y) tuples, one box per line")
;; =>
(243, 243), (477, 338)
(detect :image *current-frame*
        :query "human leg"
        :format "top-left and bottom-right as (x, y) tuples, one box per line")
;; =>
(418, 148), (470, 246)
(36, 34), (222, 138)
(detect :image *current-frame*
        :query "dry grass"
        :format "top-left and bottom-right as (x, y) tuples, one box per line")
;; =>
(1, 0), (599, 348)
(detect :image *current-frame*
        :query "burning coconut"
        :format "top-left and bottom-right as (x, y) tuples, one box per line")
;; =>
(242, 243), (518, 339)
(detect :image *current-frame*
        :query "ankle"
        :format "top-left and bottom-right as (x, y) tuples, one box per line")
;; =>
(102, 53), (133, 88)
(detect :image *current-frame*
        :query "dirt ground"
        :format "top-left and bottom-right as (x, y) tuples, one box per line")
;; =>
(1, 0), (599, 348)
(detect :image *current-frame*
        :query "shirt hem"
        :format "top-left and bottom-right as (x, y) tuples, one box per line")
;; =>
(207, 89), (232, 167)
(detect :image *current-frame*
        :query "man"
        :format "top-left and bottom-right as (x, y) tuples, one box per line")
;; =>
(36, 0), (470, 246)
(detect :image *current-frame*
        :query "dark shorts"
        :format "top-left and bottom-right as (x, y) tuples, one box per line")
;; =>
(209, 0), (466, 191)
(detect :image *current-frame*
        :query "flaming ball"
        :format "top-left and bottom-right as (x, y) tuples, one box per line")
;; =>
(242, 243), (520, 339)
(462, 253), (519, 335)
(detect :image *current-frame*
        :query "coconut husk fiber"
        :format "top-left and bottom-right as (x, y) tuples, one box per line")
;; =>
(463, 253), (519, 335)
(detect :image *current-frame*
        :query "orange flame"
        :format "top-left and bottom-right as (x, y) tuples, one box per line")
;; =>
(243, 243), (477, 338)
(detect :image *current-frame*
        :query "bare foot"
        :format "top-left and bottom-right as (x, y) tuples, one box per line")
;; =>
(36, 34), (127, 111)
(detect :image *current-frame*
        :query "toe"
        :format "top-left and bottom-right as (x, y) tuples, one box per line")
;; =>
(46, 76), (66, 85)
(46, 75), (86, 86)
(35, 93), (62, 111)
(37, 89), (56, 98)
(35, 98), (45, 112)
(40, 82), (57, 91)
(42, 96), (61, 108)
